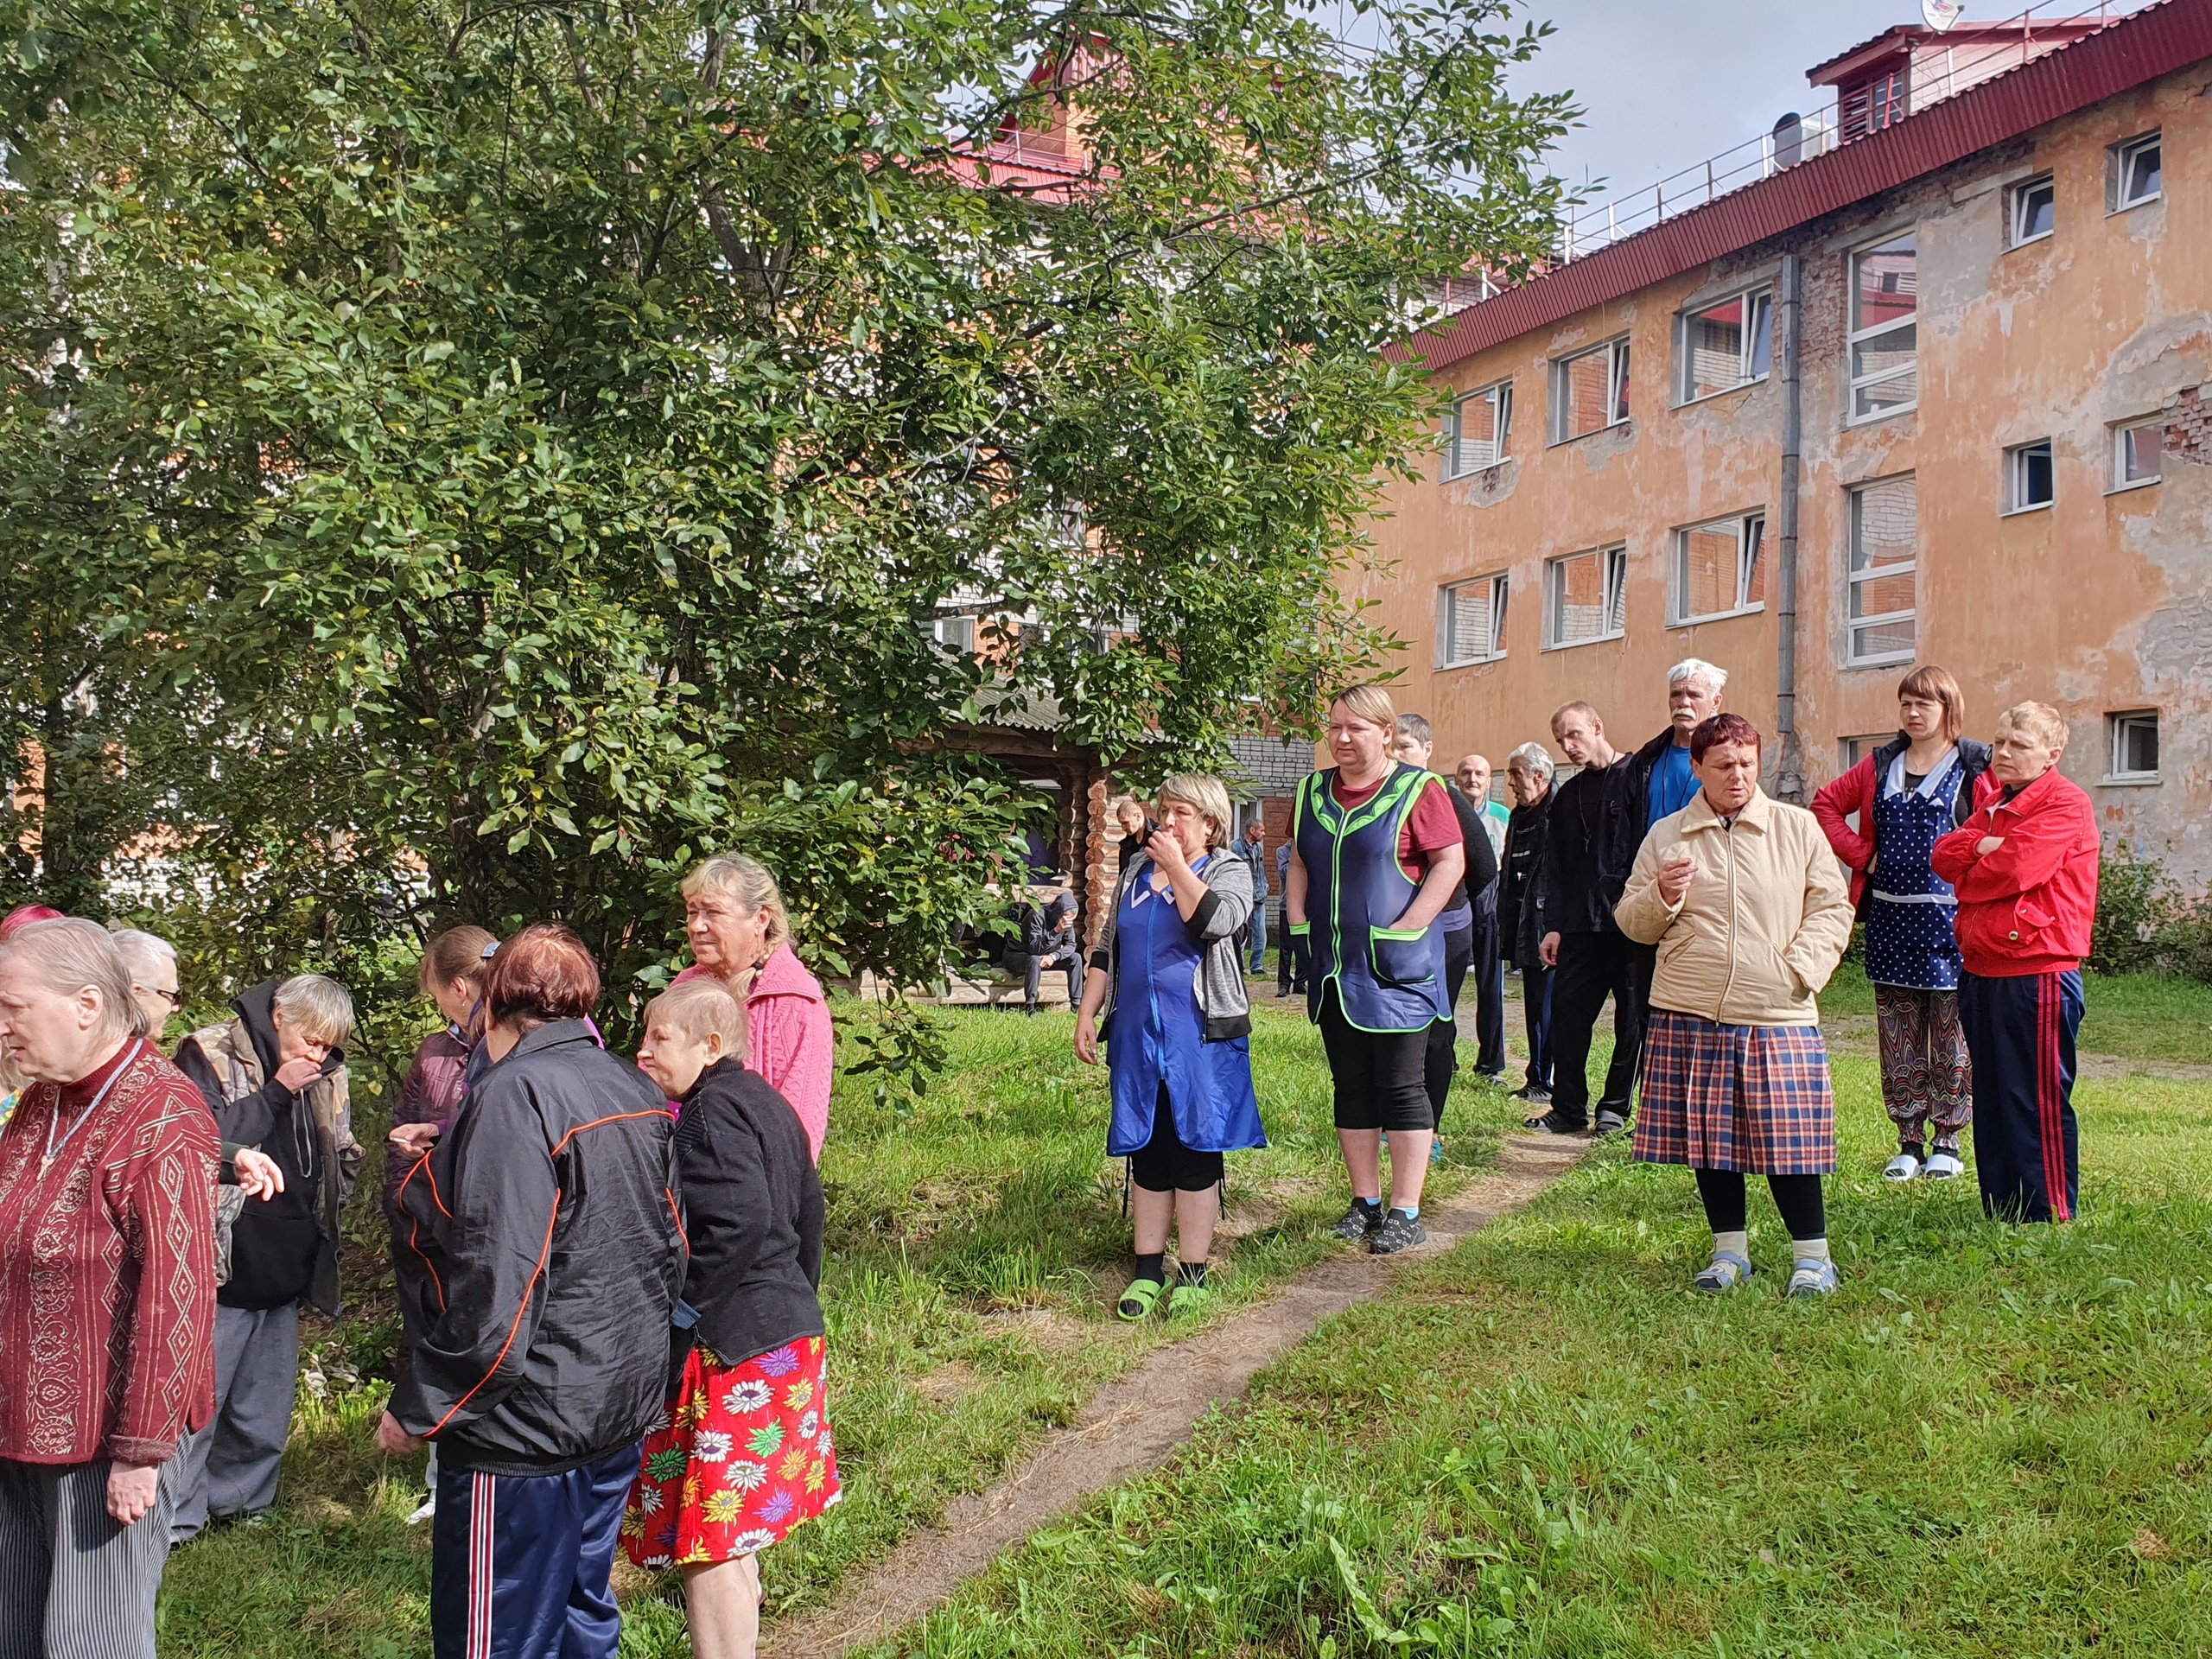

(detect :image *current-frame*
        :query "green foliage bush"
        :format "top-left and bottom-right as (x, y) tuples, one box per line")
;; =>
(2090, 842), (2212, 983)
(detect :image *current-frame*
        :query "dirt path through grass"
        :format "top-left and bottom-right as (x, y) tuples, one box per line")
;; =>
(764, 1130), (1589, 1657)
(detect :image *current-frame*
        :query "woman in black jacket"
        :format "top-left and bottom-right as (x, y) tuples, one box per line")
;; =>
(381, 923), (683, 1659)
(623, 977), (836, 1659)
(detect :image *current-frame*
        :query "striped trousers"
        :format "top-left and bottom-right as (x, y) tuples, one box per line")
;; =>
(1958, 969), (2082, 1224)
(430, 1443), (638, 1659)
(0, 1458), (175, 1659)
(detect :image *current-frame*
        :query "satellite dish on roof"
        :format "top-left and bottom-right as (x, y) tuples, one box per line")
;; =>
(1923, 0), (1965, 32)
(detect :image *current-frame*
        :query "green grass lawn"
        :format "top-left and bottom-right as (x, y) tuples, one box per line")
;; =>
(153, 971), (2212, 1657)
(1822, 957), (2212, 1066)
(154, 1001), (1509, 1658)
(868, 1040), (2212, 1656)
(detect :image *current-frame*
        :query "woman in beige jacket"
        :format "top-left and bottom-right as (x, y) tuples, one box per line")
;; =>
(1616, 714), (1854, 1298)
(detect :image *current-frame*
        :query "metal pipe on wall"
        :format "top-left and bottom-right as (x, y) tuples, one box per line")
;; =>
(1774, 251), (1806, 804)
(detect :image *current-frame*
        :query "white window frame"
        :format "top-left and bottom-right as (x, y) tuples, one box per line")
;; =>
(1443, 381), (1513, 480)
(1549, 337), (1631, 444)
(2110, 130), (2162, 212)
(2110, 416), (2163, 493)
(2106, 710), (2160, 785)
(1674, 288), (1773, 405)
(1842, 734), (1892, 771)
(2009, 173), (2056, 247)
(930, 614), (977, 654)
(1847, 474), (1917, 668)
(1543, 544), (1628, 650)
(1435, 573), (1510, 668)
(1670, 512), (1766, 625)
(2004, 439), (2056, 515)
(1847, 231), (1918, 425)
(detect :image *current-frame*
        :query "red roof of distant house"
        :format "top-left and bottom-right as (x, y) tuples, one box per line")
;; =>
(1392, 0), (2209, 373)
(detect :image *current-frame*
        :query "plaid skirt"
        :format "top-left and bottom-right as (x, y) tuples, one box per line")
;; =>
(1631, 1008), (1836, 1174)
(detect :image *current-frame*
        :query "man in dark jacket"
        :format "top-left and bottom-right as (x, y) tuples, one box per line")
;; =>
(1008, 883), (1084, 1012)
(1625, 659), (1728, 841)
(1499, 742), (1557, 1103)
(383, 924), (682, 1659)
(1394, 715), (1500, 1154)
(171, 975), (361, 1541)
(1530, 703), (1650, 1137)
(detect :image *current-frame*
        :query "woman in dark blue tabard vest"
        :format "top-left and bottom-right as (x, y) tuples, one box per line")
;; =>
(1286, 686), (1466, 1255)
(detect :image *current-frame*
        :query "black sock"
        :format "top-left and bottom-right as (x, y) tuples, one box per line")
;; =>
(1177, 1261), (1208, 1287)
(1900, 1140), (1926, 1160)
(1132, 1252), (1166, 1284)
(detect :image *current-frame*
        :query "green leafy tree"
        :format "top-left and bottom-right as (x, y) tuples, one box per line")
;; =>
(0, 0), (1568, 1003)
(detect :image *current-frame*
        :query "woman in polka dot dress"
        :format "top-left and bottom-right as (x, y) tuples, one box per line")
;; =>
(1812, 668), (1991, 1183)
(622, 978), (839, 1658)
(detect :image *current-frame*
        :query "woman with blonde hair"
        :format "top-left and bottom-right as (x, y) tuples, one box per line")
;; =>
(1076, 773), (1263, 1319)
(675, 854), (833, 1160)
(1285, 684), (1465, 1255)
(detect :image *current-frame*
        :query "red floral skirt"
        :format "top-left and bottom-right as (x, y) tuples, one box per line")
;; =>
(620, 1334), (842, 1569)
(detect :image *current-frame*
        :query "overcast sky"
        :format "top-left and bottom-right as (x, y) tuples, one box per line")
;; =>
(1506, 1), (1939, 200)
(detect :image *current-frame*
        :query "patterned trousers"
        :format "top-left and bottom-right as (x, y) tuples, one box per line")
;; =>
(1873, 983), (1972, 1150)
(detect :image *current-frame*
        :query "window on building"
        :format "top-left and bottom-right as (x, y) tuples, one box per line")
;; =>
(1673, 512), (1766, 624)
(2110, 131), (2162, 211)
(1847, 474), (1916, 665)
(2113, 416), (2163, 490)
(1840, 65), (1909, 143)
(1443, 382), (1512, 479)
(1436, 574), (1509, 667)
(2005, 439), (2055, 513)
(930, 614), (976, 654)
(2010, 174), (2056, 245)
(2107, 710), (2160, 782)
(1848, 232), (1918, 422)
(1551, 338), (1631, 442)
(1675, 289), (1773, 404)
(1842, 734), (1893, 770)
(1545, 545), (1627, 648)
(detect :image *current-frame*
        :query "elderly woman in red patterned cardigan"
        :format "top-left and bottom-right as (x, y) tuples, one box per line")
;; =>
(0, 918), (219, 1659)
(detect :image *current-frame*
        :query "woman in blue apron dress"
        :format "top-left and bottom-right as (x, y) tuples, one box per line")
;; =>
(1867, 748), (1974, 1182)
(1074, 775), (1262, 1321)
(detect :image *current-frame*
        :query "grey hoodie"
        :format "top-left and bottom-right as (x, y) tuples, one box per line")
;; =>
(1088, 848), (1255, 1040)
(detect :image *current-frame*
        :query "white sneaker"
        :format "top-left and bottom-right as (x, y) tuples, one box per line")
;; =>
(406, 1493), (437, 1527)
(1923, 1150), (1966, 1181)
(1882, 1152), (1923, 1183)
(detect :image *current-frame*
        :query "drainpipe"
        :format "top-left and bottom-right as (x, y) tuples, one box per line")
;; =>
(1773, 251), (1807, 804)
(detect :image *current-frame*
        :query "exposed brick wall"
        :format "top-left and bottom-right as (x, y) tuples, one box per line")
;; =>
(2164, 385), (2210, 465)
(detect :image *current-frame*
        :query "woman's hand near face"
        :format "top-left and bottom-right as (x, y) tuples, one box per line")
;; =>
(1147, 829), (1191, 879)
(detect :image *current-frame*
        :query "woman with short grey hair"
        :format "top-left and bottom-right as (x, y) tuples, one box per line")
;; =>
(1076, 773), (1264, 1320)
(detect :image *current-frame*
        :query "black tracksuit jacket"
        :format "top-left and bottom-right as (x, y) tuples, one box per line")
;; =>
(388, 1019), (683, 1478)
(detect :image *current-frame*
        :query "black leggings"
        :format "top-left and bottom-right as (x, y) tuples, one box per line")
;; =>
(1128, 1084), (1224, 1193)
(1694, 1168), (1827, 1242)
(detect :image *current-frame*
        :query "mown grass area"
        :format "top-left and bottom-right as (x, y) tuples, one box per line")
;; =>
(875, 1050), (2212, 1657)
(155, 1001), (1512, 1658)
(1821, 957), (2212, 1066)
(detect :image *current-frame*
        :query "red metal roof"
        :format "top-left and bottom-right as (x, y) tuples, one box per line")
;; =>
(1394, 0), (2211, 373)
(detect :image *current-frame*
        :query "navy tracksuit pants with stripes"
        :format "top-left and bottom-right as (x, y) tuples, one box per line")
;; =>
(1959, 969), (2082, 1224)
(430, 1443), (639, 1659)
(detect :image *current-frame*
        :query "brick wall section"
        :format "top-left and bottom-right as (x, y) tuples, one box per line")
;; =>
(2165, 385), (2211, 464)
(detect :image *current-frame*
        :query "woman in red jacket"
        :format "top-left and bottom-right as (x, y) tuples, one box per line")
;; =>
(1931, 702), (2099, 1224)
(1810, 667), (1989, 1183)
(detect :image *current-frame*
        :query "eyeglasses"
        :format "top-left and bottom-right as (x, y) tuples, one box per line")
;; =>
(137, 984), (185, 1007)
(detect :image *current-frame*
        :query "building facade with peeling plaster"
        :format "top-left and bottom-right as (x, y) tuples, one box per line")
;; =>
(1365, 1), (2212, 884)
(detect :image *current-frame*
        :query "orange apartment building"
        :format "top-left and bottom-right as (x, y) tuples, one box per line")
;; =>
(1362, 1), (2212, 883)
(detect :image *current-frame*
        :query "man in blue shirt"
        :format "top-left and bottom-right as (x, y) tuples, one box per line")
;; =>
(1632, 659), (1727, 831)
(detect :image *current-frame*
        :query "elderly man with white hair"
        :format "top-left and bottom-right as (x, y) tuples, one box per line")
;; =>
(0, 918), (220, 1657)
(1633, 659), (1729, 834)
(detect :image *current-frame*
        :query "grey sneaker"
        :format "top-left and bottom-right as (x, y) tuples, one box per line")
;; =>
(1332, 1199), (1384, 1241)
(1370, 1208), (1428, 1255)
(1511, 1084), (1553, 1104)
(1592, 1109), (1630, 1138)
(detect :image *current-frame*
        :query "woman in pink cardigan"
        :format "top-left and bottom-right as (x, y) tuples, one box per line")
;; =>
(674, 854), (834, 1160)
